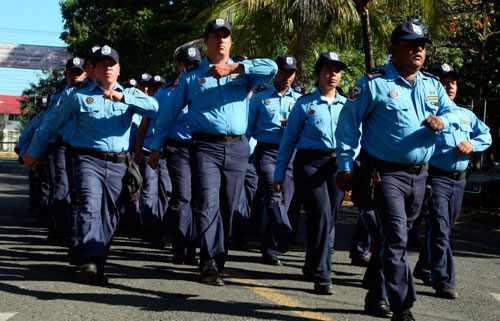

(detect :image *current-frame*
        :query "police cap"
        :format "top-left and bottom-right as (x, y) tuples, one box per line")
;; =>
(275, 54), (298, 71)
(65, 57), (85, 72)
(204, 17), (231, 38)
(177, 46), (201, 65)
(150, 75), (166, 86)
(431, 63), (459, 80)
(138, 73), (152, 83)
(92, 45), (119, 64)
(391, 21), (432, 44)
(315, 51), (346, 72)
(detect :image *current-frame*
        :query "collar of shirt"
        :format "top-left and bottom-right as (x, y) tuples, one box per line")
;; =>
(313, 88), (343, 105)
(200, 57), (236, 76)
(388, 63), (427, 87)
(271, 83), (295, 98)
(88, 81), (124, 93)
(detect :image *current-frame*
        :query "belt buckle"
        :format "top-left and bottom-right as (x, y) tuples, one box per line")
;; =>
(330, 151), (337, 158)
(222, 136), (232, 142)
(409, 165), (420, 175)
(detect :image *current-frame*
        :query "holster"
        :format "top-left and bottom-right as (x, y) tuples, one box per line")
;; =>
(351, 149), (379, 211)
(120, 153), (143, 204)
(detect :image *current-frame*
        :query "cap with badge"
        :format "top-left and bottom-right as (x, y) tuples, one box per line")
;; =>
(66, 57), (85, 71)
(122, 78), (137, 89)
(275, 54), (298, 71)
(204, 17), (232, 38)
(92, 45), (119, 64)
(138, 73), (152, 84)
(391, 21), (432, 44)
(315, 50), (347, 72)
(149, 75), (166, 86)
(37, 96), (48, 108)
(84, 44), (101, 63)
(431, 63), (459, 80)
(177, 46), (201, 65)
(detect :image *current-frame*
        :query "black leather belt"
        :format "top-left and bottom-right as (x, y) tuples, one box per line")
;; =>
(429, 166), (466, 180)
(166, 138), (190, 148)
(142, 150), (151, 156)
(192, 132), (245, 142)
(373, 158), (428, 175)
(257, 141), (280, 150)
(75, 147), (128, 163)
(297, 149), (337, 158)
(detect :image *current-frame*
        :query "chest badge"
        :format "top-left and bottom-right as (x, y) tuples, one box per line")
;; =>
(390, 90), (399, 99)
(199, 78), (206, 85)
(309, 109), (315, 116)
(290, 101), (295, 108)
(86, 97), (94, 104)
(265, 99), (271, 105)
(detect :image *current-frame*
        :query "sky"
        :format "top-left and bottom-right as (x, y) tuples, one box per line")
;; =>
(0, 0), (67, 96)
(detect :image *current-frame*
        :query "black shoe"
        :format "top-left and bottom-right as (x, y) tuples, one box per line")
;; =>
(412, 269), (431, 286)
(277, 240), (290, 254)
(435, 286), (458, 299)
(313, 280), (334, 295)
(365, 296), (392, 318)
(261, 255), (282, 266)
(391, 309), (415, 321)
(351, 256), (370, 267)
(200, 260), (224, 286)
(184, 255), (199, 266)
(172, 253), (185, 265)
(81, 260), (108, 286)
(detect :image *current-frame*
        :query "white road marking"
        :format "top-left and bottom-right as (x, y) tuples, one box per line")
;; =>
(490, 293), (500, 303)
(0, 313), (17, 321)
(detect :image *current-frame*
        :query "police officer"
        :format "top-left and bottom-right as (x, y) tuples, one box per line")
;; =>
(48, 57), (87, 241)
(413, 63), (491, 299)
(149, 75), (166, 96)
(23, 45), (158, 285)
(247, 54), (301, 266)
(149, 18), (277, 285)
(148, 46), (201, 264)
(335, 22), (461, 321)
(274, 51), (346, 295)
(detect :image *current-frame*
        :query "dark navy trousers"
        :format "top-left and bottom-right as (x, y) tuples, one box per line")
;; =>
(293, 150), (344, 282)
(231, 160), (258, 246)
(253, 143), (294, 257)
(414, 175), (465, 289)
(350, 216), (372, 260)
(374, 169), (427, 312)
(165, 143), (194, 257)
(141, 155), (171, 228)
(72, 153), (126, 261)
(189, 137), (249, 271)
(50, 139), (72, 237)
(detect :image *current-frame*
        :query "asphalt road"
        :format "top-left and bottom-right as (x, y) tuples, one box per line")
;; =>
(0, 158), (499, 321)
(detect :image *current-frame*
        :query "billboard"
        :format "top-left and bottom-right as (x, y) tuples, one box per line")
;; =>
(0, 43), (72, 71)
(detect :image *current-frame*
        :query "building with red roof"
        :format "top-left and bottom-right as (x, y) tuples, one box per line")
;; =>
(0, 95), (24, 151)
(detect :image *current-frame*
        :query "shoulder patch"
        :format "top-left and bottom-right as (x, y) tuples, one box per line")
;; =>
(71, 81), (90, 91)
(421, 71), (439, 81)
(365, 68), (386, 80)
(183, 64), (199, 74)
(348, 86), (363, 102)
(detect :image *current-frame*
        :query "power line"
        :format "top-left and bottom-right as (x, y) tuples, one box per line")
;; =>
(0, 27), (62, 36)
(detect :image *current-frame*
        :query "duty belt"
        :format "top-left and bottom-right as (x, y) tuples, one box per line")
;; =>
(257, 141), (280, 150)
(297, 149), (337, 158)
(429, 166), (466, 180)
(75, 147), (128, 163)
(192, 132), (245, 142)
(373, 158), (428, 175)
(165, 138), (191, 148)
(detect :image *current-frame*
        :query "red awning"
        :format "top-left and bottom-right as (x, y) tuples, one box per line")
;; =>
(0, 95), (26, 115)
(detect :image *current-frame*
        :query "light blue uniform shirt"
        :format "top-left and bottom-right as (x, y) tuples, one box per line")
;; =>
(151, 57), (277, 151)
(274, 88), (346, 181)
(27, 82), (158, 158)
(335, 63), (460, 172)
(16, 112), (44, 150)
(247, 84), (302, 144)
(430, 105), (491, 171)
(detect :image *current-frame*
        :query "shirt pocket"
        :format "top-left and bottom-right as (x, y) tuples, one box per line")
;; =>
(228, 75), (249, 101)
(304, 113), (325, 139)
(385, 100), (411, 127)
(453, 121), (472, 146)
(112, 103), (130, 127)
(424, 100), (439, 116)
(193, 78), (218, 110)
(78, 102), (99, 130)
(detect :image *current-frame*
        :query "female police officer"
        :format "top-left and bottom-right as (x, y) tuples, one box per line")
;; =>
(273, 51), (346, 295)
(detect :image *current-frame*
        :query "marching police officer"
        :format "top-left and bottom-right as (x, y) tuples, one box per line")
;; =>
(247, 54), (301, 266)
(149, 18), (277, 285)
(23, 45), (158, 285)
(274, 51), (347, 295)
(413, 63), (491, 299)
(335, 22), (460, 321)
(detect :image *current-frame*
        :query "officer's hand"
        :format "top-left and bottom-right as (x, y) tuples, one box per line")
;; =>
(273, 180), (284, 193)
(134, 149), (145, 167)
(336, 171), (353, 192)
(454, 141), (474, 156)
(148, 150), (160, 169)
(14, 147), (20, 155)
(280, 119), (288, 128)
(103, 90), (124, 102)
(422, 115), (444, 132)
(22, 154), (38, 171)
(210, 63), (244, 79)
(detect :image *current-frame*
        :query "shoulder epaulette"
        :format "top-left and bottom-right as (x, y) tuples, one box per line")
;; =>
(183, 64), (199, 74)
(71, 81), (90, 91)
(421, 71), (439, 81)
(293, 85), (305, 95)
(337, 86), (346, 97)
(297, 92), (312, 100)
(164, 80), (175, 88)
(253, 85), (268, 93)
(365, 68), (386, 80)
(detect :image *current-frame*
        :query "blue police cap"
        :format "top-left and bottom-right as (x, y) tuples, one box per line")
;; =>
(275, 54), (298, 71)
(37, 96), (48, 108)
(92, 45), (119, 64)
(315, 51), (346, 72)
(391, 21), (432, 44)
(177, 46), (201, 64)
(138, 73), (152, 83)
(65, 57), (85, 71)
(150, 75), (166, 86)
(84, 44), (101, 62)
(204, 17), (231, 38)
(431, 63), (459, 80)
(123, 78), (137, 88)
